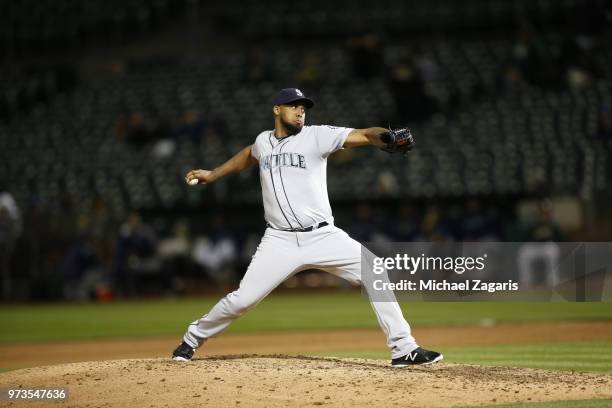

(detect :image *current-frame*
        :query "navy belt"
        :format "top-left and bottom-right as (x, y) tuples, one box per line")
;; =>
(269, 221), (329, 232)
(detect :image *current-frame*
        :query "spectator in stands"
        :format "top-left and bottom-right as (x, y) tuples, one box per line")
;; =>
(512, 25), (564, 91)
(562, 32), (599, 90)
(125, 112), (151, 147)
(174, 110), (207, 144)
(61, 233), (106, 300)
(567, 67), (593, 90)
(347, 204), (379, 242)
(517, 200), (564, 287)
(560, 34), (598, 88)
(191, 214), (237, 285)
(387, 58), (434, 123)
(461, 199), (501, 241)
(416, 205), (453, 241)
(348, 33), (383, 80)
(121, 111), (171, 149)
(158, 219), (191, 260)
(113, 211), (161, 296)
(522, 200), (563, 243)
(158, 219), (196, 290)
(0, 182), (22, 300)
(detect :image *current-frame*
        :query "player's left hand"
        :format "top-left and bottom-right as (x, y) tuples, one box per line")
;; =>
(380, 128), (415, 156)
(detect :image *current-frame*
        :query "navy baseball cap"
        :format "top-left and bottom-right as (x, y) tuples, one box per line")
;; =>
(272, 88), (314, 109)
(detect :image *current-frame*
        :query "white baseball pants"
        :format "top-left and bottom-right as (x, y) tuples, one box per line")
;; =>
(183, 224), (418, 358)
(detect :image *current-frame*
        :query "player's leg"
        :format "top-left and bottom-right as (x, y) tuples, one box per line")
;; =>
(304, 226), (420, 359)
(177, 229), (303, 355)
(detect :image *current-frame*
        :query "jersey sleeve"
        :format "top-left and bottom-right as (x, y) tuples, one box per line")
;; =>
(313, 125), (354, 157)
(250, 133), (263, 160)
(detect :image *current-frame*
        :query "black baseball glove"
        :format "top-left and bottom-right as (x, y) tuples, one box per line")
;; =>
(380, 128), (415, 155)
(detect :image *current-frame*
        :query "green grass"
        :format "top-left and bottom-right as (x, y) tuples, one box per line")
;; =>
(443, 341), (612, 373)
(0, 293), (611, 342)
(314, 340), (612, 373)
(474, 398), (612, 407)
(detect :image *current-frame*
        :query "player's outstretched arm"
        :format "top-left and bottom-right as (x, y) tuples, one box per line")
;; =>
(185, 144), (257, 185)
(344, 127), (415, 155)
(343, 127), (389, 148)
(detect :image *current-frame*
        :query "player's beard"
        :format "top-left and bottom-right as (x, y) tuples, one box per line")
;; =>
(280, 117), (303, 136)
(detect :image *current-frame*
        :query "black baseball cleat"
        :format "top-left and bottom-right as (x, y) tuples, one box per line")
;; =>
(172, 341), (195, 361)
(391, 347), (443, 367)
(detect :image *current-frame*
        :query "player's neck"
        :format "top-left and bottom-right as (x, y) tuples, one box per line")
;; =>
(273, 130), (287, 139)
(273, 126), (290, 139)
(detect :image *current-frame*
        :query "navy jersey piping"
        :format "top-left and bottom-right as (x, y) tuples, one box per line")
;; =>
(268, 133), (295, 229)
(278, 139), (304, 229)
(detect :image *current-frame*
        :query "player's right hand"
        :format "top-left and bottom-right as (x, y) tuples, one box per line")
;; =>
(185, 169), (213, 185)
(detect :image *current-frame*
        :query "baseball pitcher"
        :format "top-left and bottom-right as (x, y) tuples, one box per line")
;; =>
(172, 88), (442, 367)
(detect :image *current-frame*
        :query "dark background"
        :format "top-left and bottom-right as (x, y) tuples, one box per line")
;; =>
(1, 0), (611, 301)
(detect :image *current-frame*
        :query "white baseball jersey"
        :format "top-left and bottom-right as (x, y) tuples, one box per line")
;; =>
(250, 125), (352, 230)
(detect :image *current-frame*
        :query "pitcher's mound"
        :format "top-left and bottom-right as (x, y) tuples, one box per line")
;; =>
(2, 355), (611, 407)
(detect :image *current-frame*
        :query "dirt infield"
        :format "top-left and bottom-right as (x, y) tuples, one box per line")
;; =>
(1, 356), (612, 407)
(1, 320), (612, 370)
(1, 321), (612, 407)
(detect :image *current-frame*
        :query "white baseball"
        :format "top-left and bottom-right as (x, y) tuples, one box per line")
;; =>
(188, 179), (199, 186)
